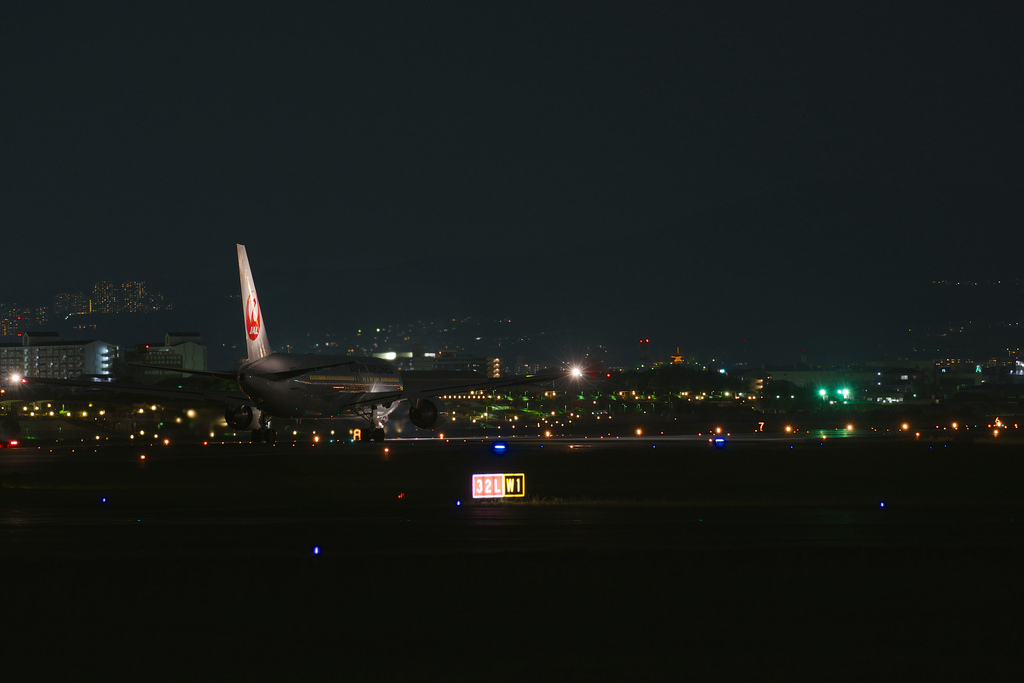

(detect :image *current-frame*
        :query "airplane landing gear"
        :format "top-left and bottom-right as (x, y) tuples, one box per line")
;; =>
(355, 403), (392, 442)
(255, 414), (276, 444)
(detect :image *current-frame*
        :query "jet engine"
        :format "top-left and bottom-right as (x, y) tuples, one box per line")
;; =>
(225, 404), (262, 430)
(408, 398), (445, 429)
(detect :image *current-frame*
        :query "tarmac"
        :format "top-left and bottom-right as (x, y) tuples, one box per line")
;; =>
(2, 434), (1023, 680)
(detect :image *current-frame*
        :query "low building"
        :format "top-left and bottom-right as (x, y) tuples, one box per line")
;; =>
(435, 349), (500, 378)
(0, 332), (118, 381)
(123, 332), (207, 382)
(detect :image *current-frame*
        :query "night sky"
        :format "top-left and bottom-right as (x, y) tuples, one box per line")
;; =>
(3, 2), (1022, 365)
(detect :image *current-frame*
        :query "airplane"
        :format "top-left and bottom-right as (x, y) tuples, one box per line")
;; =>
(24, 244), (581, 442)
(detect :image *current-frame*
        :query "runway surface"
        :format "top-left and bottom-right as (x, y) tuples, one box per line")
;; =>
(2, 435), (1023, 679)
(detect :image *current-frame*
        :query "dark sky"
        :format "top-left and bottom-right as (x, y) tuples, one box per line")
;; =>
(3, 2), (1022, 365)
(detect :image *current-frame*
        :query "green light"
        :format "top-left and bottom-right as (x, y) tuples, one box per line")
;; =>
(818, 389), (827, 397)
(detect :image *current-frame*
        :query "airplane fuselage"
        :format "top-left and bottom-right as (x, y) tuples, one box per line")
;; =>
(238, 353), (403, 418)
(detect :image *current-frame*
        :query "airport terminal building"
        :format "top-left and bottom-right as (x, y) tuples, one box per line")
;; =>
(0, 332), (117, 381)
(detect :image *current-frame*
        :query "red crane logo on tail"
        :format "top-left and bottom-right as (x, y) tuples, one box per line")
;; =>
(246, 293), (261, 341)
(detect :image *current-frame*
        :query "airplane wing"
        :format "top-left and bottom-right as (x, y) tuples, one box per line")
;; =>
(125, 364), (239, 381)
(316, 368), (570, 413)
(19, 376), (253, 405)
(125, 360), (358, 382)
(22, 358), (362, 405)
(399, 368), (569, 400)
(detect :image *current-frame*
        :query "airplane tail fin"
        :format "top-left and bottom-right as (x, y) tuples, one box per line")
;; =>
(237, 244), (272, 361)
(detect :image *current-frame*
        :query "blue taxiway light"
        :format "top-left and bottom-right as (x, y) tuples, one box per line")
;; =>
(879, 501), (886, 508)
(492, 442), (507, 454)
(713, 437), (726, 449)
(312, 546), (321, 555)
(456, 500), (462, 507)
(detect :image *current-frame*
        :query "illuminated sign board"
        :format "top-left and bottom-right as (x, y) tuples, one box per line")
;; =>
(503, 473), (525, 497)
(472, 473), (526, 499)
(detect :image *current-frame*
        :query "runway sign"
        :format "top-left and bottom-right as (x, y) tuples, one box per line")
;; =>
(472, 473), (526, 499)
